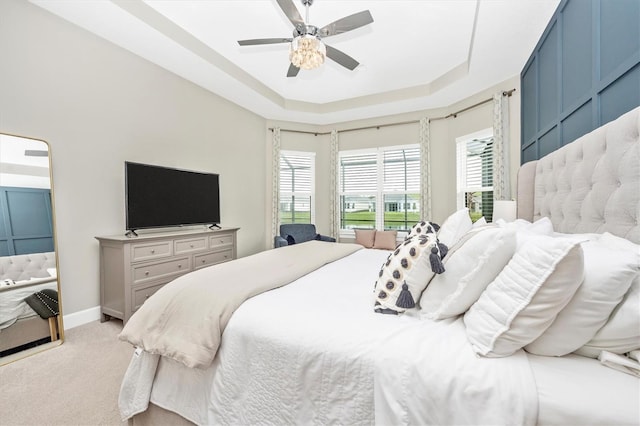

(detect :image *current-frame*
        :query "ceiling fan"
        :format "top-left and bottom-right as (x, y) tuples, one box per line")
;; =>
(238, 0), (374, 77)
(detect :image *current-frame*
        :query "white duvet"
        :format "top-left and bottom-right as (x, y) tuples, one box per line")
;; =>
(120, 248), (538, 425)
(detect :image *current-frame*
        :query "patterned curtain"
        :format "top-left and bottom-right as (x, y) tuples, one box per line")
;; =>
(492, 92), (511, 200)
(419, 118), (432, 220)
(271, 127), (281, 247)
(329, 130), (340, 239)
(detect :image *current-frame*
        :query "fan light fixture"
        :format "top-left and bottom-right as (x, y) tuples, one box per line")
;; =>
(289, 35), (325, 70)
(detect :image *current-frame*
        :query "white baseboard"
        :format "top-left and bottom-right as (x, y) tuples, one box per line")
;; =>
(62, 306), (101, 330)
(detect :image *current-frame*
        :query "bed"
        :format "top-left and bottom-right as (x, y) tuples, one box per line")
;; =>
(118, 106), (640, 425)
(0, 251), (60, 355)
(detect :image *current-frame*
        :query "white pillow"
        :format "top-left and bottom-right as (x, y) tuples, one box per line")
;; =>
(420, 227), (516, 320)
(495, 217), (554, 237)
(464, 235), (584, 357)
(525, 236), (638, 356)
(472, 217), (487, 228)
(437, 208), (472, 248)
(575, 233), (640, 358)
(373, 234), (444, 314)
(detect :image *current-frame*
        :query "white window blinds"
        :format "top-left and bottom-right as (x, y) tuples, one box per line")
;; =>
(340, 152), (378, 193)
(279, 151), (315, 224)
(339, 145), (420, 231)
(383, 148), (420, 192)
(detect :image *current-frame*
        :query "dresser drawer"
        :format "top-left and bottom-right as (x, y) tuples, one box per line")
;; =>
(194, 249), (233, 270)
(132, 282), (165, 312)
(209, 234), (233, 249)
(174, 237), (207, 254)
(131, 241), (172, 262)
(132, 257), (190, 283)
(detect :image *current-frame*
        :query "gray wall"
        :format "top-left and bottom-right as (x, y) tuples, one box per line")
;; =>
(0, 0), (267, 318)
(521, 0), (640, 162)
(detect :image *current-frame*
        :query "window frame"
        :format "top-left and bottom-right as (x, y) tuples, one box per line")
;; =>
(338, 143), (420, 237)
(455, 128), (494, 221)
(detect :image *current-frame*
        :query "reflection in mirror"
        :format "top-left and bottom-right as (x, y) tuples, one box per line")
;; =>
(0, 133), (63, 365)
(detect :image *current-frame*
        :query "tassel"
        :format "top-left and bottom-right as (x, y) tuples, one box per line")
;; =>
(437, 241), (449, 259)
(430, 246), (445, 274)
(431, 222), (441, 232)
(395, 282), (415, 309)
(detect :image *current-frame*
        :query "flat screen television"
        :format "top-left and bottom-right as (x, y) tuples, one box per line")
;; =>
(125, 161), (220, 232)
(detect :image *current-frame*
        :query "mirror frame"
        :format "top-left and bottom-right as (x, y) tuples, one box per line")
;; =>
(0, 132), (63, 366)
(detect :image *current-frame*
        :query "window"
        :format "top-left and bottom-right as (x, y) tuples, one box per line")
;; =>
(279, 151), (315, 225)
(456, 130), (494, 222)
(339, 145), (420, 232)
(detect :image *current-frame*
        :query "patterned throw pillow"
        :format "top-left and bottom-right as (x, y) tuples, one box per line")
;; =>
(406, 220), (440, 240)
(373, 231), (447, 315)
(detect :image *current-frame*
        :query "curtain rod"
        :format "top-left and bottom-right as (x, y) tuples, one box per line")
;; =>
(268, 89), (515, 136)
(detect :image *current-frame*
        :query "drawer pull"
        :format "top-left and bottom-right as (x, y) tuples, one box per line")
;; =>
(220, 240), (224, 243)
(151, 249), (156, 254)
(145, 294), (150, 299)
(145, 271), (150, 276)
(190, 244), (194, 248)
(178, 264), (182, 268)
(201, 259), (206, 264)
(224, 255), (228, 259)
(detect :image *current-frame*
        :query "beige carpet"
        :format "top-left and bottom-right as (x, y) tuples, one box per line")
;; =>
(0, 320), (133, 426)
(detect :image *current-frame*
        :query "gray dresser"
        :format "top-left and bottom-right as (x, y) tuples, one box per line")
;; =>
(96, 227), (239, 324)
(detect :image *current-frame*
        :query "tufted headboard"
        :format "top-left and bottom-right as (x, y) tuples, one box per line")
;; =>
(0, 251), (56, 282)
(517, 106), (639, 243)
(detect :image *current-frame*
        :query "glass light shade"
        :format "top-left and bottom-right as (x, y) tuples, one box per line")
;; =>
(289, 35), (326, 70)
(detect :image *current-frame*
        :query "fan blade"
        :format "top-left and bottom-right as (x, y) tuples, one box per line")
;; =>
(319, 10), (374, 37)
(325, 45), (359, 70)
(276, 0), (304, 28)
(238, 38), (292, 46)
(287, 63), (300, 77)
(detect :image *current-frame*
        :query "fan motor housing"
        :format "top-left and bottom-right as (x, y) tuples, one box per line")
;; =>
(294, 24), (319, 38)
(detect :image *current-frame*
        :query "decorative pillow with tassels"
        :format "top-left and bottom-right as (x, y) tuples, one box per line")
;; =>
(406, 220), (440, 240)
(373, 233), (447, 315)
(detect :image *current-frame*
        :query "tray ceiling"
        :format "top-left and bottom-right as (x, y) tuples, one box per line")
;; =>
(31, 0), (561, 125)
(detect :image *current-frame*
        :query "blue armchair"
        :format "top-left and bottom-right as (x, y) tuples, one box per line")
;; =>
(274, 224), (336, 248)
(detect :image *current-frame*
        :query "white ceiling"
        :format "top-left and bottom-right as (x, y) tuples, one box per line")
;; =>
(30, 0), (560, 125)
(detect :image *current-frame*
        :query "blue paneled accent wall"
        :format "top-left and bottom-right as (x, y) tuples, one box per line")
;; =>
(521, 0), (640, 163)
(0, 187), (54, 256)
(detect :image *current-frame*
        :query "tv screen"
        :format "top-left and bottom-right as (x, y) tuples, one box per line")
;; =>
(125, 161), (220, 231)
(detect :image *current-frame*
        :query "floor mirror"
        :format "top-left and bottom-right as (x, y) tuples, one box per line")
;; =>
(0, 133), (63, 366)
